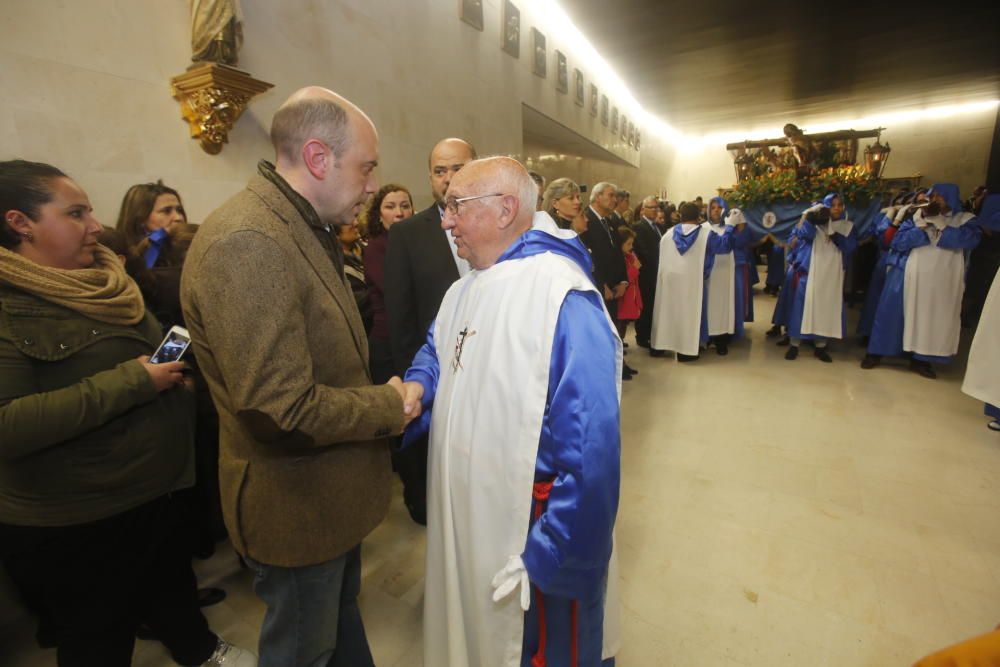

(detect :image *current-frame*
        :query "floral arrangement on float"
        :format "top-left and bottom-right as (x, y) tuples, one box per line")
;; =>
(727, 165), (880, 208)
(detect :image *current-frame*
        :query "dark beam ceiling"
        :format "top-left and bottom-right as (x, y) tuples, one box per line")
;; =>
(559, 0), (1000, 135)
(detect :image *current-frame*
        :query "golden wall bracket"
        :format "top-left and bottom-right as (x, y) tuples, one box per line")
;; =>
(171, 63), (273, 155)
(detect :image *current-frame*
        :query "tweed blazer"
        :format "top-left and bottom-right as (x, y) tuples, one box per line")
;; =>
(181, 170), (402, 568)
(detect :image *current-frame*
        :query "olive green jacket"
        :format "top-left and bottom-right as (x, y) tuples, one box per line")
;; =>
(0, 286), (195, 526)
(180, 165), (402, 568)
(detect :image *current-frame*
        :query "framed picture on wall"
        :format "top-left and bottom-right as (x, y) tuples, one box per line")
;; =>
(600, 95), (609, 126)
(589, 84), (598, 117)
(620, 115), (628, 140)
(532, 28), (546, 77)
(635, 128), (641, 151)
(556, 51), (568, 93)
(628, 121), (635, 147)
(611, 106), (618, 134)
(502, 1), (520, 57)
(574, 69), (584, 106)
(460, 0), (484, 31)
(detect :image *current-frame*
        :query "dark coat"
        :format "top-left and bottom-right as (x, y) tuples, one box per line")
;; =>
(631, 217), (663, 294)
(383, 204), (460, 374)
(581, 206), (627, 294)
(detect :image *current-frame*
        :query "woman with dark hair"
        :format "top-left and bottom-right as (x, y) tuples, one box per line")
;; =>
(118, 184), (226, 599)
(115, 180), (187, 256)
(0, 160), (251, 666)
(363, 183), (413, 382)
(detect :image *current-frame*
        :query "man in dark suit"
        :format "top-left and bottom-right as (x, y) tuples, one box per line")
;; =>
(612, 188), (631, 230)
(384, 137), (476, 523)
(581, 181), (636, 379)
(632, 195), (666, 355)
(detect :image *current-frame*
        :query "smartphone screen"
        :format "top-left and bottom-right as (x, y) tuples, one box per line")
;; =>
(150, 327), (191, 364)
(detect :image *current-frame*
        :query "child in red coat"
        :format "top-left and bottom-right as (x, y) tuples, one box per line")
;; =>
(616, 227), (643, 340)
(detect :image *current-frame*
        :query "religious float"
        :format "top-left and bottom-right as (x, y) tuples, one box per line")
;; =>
(720, 124), (920, 243)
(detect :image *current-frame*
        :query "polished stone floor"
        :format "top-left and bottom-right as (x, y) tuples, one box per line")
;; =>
(3, 284), (999, 666)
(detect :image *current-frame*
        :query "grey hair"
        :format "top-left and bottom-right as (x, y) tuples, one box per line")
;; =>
(270, 97), (351, 163)
(590, 182), (617, 203)
(641, 195), (659, 207)
(541, 177), (581, 214)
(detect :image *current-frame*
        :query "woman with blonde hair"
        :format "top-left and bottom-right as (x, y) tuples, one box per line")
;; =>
(541, 178), (582, 230)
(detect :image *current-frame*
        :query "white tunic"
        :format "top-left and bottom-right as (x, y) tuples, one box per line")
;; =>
(424, 212), (622, 667)
(703, 222), (736, 336)
(963, 265), (1000, 407)
(800, 219), (852, 338)
(903, 211), (975, 357)
(650, 224), (709, 355)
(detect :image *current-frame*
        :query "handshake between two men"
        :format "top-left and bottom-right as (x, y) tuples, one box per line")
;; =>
(387, 377), (425, 432)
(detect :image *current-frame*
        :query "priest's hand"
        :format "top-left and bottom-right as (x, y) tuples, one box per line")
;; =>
(399, 380), (424, 429)
(491, 555), (531, 611)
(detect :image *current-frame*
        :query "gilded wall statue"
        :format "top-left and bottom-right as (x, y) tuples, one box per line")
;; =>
(190, 0), (243, 66)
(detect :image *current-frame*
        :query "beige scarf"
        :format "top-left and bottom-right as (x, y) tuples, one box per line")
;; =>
(0, 244), (146, 325)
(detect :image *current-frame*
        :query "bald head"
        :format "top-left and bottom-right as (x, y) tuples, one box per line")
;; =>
(441, 156), (536, 270)
(270, 86), (375, 165)
(428, 137), (477, 206)
(268, 87), (380, 228)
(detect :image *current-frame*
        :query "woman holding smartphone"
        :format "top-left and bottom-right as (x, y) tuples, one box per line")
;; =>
(0, 161), (251, 666)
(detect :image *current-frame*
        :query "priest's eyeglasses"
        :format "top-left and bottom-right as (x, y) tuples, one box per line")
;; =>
(444, 193), (503, 216)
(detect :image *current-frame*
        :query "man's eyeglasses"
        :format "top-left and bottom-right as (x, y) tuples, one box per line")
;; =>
(444, 193), (503, 216)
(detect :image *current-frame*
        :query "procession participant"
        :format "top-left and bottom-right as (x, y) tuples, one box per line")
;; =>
(401, 156), (621, 667)
(862, 184), (982, 377)
(650, 202), (736, 361)
(962, 193), (1000, 431)
(703, 197), (751, 355)
(784, 193), (858, 362)
(857, 192), (910, 342)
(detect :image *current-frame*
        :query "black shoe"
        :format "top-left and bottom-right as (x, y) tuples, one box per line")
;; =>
(677, 353), (699, 362)
(785, 347), (799, 360)
(622, 371), (633, 381)
(198, 587), (227, 608)
(814, 348), (832, 363)
(988, 420), (1000, 432)
(911, 360), (937, 379)
(776, 336), (790, 347)
(860, 354), (881, 369)
(636, 339), (650, 349)
(405, 500), (427, 526)
(624, 363), (638, 375)
(766, 325), (782, 338)
(649, 349), (666, 357)
(716, 344), (729, 356)
(623, 342), (629, 349)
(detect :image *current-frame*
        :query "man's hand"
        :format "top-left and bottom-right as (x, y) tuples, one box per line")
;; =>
(387, 377), (424, 430)
(613, 283), (627, 299)
(602, 285), (614, 301)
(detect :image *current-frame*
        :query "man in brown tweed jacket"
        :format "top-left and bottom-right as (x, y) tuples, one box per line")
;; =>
(181, 86), (412, 667)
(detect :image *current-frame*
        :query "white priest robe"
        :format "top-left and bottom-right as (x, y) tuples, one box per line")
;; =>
(408, 213), (622, 667)
(704, 221), (736, 336)
(800, 218), (853, 338)
(650, 223), (710, 355)
(962, 266), (1000, 407)
(903, 211), (975, 357)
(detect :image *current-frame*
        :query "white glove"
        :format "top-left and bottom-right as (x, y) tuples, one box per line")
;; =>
(725, 208), (746, 227)
(883, 206), (897, 220)
(895, 205), (913, 223)
(491, 555), (531, 611)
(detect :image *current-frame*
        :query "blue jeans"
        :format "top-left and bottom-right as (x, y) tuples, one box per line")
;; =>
(246, 545), (373, 667)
